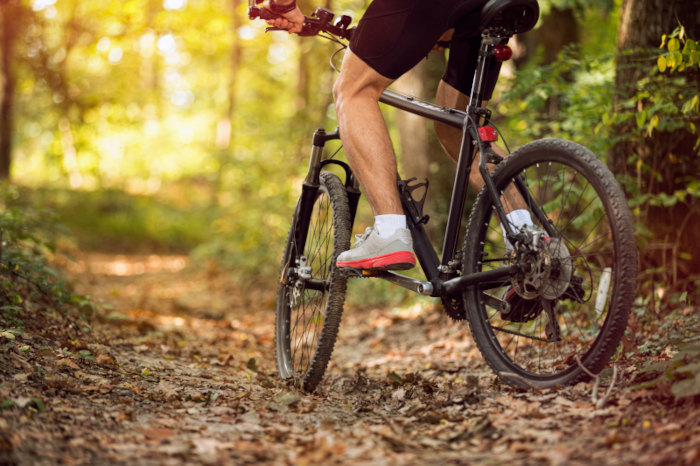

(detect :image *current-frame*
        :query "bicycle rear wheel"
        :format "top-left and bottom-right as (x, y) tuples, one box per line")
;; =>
(276, 171), (351, 392)
(463, 138), (636, 388)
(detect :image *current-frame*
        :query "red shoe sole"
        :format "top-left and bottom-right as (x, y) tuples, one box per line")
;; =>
(337, 250), (416, 271)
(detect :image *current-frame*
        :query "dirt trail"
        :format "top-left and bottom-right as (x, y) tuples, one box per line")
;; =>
(1, 253), (698, 465)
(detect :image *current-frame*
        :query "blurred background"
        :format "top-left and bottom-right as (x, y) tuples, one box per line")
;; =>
(0, 0), (698, 309)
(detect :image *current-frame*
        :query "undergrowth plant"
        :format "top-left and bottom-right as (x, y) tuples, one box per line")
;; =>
(0, 187), (92, 330)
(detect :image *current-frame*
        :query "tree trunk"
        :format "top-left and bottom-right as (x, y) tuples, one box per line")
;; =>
(611, 0), (700, 284)
(0, 0), (19, 181)
(212, 0), (244, 206)
(512, 6), (579, 70)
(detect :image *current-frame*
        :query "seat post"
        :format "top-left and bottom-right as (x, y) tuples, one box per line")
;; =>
(468, 33), (509, 113)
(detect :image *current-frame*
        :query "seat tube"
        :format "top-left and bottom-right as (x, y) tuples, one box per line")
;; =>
(440, 34), (509, 271)
(440, 120), (476, 271)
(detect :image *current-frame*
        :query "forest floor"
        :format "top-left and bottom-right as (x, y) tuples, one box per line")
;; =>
(1, 252), (699, 465)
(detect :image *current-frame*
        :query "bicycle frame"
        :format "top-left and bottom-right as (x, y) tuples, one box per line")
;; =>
(300, 30), (551, 299)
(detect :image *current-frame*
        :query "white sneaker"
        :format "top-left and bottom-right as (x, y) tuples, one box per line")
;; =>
(336, 227), (415, 271)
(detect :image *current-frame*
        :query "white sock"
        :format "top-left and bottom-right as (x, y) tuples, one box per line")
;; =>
(374, 214), (407, 238)
(500, 209), (534, 250)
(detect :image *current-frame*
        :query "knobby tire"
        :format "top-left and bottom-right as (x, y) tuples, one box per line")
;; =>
(463, 138), (637, 388)
(275, 171), (351, 392)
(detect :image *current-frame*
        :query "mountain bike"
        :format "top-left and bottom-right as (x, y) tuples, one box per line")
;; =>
(249, 0), (638, 393)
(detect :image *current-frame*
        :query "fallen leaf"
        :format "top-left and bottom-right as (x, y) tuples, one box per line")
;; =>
(135, 427), (176, 441)
(157, 380), (180, 401)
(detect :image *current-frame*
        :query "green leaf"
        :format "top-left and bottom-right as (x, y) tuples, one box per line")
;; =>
(668, 38), (681, 52)
(0, 400), (15, 409)
(657, 55), (667, 72)
(667, 52), (676, 69)
(387, 371), (404, 384)
(682, 95), (700, 114)
(672, 51), (684, 68)
(646, 115), (660, 136)
(636, 110), (647, 128)
(691, 50), (700, 66)
(29, 397), (46, 412)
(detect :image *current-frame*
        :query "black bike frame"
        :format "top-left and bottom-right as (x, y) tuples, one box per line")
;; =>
(303, 32), (546, 298)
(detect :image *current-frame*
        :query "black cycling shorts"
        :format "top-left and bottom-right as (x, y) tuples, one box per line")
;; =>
(349, 0), (502, 99)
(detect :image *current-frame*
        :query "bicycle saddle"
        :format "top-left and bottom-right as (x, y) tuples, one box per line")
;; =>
(478, 0), (540, 35)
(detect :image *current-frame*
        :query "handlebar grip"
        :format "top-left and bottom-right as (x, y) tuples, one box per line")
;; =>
(248, 6), (283, 21)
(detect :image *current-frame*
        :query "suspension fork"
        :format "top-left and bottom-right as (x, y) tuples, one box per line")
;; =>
(296, 128), (360, 254)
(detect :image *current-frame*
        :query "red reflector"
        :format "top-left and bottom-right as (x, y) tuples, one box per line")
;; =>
(478, 126), (498, 142)
(494, 44), (512, 61)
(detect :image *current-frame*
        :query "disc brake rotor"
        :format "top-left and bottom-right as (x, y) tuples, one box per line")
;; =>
(508, 232), (574, 300)
(542, 237), (573, 300)
(509, 247), (551, 299)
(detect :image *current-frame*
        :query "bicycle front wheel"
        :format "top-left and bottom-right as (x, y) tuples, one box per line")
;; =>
(276, 171), (351, 392)
(463, 138), (637, 388)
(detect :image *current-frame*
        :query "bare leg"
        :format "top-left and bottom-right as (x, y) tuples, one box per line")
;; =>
(333, 50), (401, 216)
(434, 79), (526, 213)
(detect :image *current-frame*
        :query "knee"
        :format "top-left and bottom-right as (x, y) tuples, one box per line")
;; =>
(332, 77), (346, 111)
(332, 73), (371, 111)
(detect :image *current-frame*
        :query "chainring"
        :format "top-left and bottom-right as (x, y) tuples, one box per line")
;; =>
(442, 294), (467, 320)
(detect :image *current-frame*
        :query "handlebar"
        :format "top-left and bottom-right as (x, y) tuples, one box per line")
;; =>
(248, 2), (354, 40)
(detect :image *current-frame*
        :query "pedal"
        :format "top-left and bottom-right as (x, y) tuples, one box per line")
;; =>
(338, 267), (379, 278)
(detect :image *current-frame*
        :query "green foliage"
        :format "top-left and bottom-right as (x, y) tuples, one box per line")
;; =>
(27, 185), (216, 253)
(632, 343), (700, 400)
(6, 0), (369, 285)
(658, 26), (700, 73)
(499, 45), (618, 156)
(0, 186), (92, 327)
(649, 26), (700, 143)
(500, 22), (699, 288)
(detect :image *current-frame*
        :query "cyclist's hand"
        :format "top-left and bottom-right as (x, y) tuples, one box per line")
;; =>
(263, 2), (304, 34)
